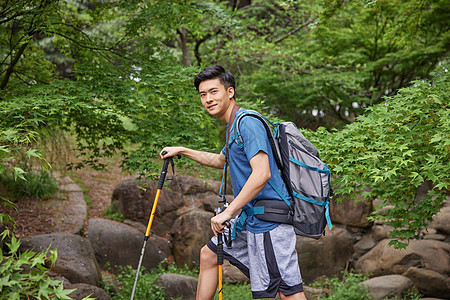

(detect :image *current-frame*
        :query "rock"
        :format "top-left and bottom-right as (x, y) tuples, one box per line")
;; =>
(303, 285), (328, 299)
(171, 210), (214, 268)
(20, 233), (101, 286)
(123, 219), (147, 233)
(112, 175), (225, 238)
(330, 187), (373, 228)
(175, 176), (224, 197)
(223, 260), (249, 284)
(202, 195), (234, 213)
(296, 225), (354, 283)
(52, 172), (87, 235)
(353, 233), (376, 261)
(155, 273), (197, 300)
(355, 239), (450, 277)
(431, 206), (450, 235)
(111, 176), (184, 237)
(65, 283), (110, 300)
(372, 225), (390, 242)
(423, 233), (447, 241)
(86, 218), (166, 273)
(403, 267), (450, 299)
(361, 275), (414, 299)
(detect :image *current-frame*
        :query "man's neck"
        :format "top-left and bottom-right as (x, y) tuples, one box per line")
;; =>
(221, 99), (238, 123)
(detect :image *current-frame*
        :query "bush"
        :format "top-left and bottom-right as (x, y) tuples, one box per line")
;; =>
(0, 170), (58, 200)
(103, 204), (125, 222)
(311, 271), (373, 300)
(0, 228), (92, 299)
(102, 261), (255, 300)
(103, 265), (167, 300)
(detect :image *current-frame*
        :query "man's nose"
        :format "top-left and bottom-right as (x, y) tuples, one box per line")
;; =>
(206, 93), (213, 102)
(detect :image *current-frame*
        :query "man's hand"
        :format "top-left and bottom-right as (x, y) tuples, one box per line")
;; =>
(211, 210), (233, 237)
(160, 147), (184, 159)
(160, 147), (225, 169)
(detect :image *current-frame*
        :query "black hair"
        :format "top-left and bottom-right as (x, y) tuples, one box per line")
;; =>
(194, 65), (236, 98)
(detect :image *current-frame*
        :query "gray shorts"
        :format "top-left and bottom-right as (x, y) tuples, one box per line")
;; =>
(207, 218), (303, 299)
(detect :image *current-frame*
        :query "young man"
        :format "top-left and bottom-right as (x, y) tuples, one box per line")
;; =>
(160, 65), (306, 300)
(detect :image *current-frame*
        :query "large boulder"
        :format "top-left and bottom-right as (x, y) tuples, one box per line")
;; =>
(155, 273), (198, 300)
(353, 232), (377, 262)
(223, 260), (249, 284)
(111, 176), (226, 237)
(20, 233), (101, 286)
(330, 188), (373, 228)
(403, 267), (450, 298)
(355, 239), (450, 276)
(362, 275), (414, 299)
(65, 283), (110, 300)
(355, 239), (450, 297)
(296, 225), (354, 283)
(431, 206), (450, 235)
(171, 210), (214, 268)
(86, 218), (166, 273)
(111, 176), (184, 237)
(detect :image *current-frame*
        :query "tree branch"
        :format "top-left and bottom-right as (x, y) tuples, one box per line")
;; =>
(194, 28), (222, 66)
(0, 37), (31, 90)
(271, 18), (316, 44)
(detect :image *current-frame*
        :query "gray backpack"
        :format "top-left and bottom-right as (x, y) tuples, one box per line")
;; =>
(230, 109), (333, 239)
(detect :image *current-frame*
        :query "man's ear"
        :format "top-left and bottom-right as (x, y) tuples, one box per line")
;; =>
(227, 87), (235, 100)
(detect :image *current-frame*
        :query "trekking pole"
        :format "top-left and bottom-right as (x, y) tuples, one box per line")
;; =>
(214, 206), (232, 300)
(215, 152), (232, 300)
(217, 230), (224, 300)
(130, 151), (176, 300)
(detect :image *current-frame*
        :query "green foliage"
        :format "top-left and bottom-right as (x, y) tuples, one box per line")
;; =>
(103, 205), (125, 223)
(102, 261), (255, 300)
(222, 0), (449, 128)
(0, 170), (58, 200)
(400, 289), (423, 300)
(103, 265), (167, 300)
(0, 113), (88, 299)
(311, 271), (373, 300)
(0, 230), (93, 299)
(311, 65), (449, 248)
(213, 282), (253, 300)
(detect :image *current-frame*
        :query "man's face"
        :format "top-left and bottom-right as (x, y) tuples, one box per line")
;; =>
(199, 78), (234, 120)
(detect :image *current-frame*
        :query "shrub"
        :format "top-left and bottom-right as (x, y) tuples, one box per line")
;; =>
(103, 204), (125, 222)
(0, 170), (58, 200)
(0, 228), (92, 299)
(311, 271), (373, 300)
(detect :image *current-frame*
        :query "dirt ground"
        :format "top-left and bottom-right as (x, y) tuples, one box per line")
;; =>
(1, 161), (127, 239)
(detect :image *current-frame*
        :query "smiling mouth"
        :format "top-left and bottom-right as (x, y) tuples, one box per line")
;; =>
(208, 104), (217, 110)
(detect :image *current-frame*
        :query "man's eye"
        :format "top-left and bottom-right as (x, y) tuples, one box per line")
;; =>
(212, 90), (217, 94)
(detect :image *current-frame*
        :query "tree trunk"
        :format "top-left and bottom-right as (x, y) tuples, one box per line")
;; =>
(176, 27), (191, 66)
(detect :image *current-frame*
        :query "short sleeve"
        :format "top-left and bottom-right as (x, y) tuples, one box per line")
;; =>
(239, 117), (270, 160)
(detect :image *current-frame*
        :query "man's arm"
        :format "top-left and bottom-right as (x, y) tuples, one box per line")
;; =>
(210, 150), (270, 235)
(160, 146), (225, 169)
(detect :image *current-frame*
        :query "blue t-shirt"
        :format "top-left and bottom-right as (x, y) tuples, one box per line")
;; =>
(222, 110), (292, 234)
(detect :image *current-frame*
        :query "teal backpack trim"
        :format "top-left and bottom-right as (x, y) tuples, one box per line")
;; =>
(293, 191), (333, 230)
(232, 206), (265, 240)
(289, 157), (331, 174)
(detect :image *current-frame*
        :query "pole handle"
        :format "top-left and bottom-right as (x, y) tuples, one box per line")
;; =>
(217, 232), (224, 265)
(158, 151), (179, 189)
(157, 158), (171, 189)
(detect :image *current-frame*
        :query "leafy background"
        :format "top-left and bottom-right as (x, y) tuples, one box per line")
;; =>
(0, 0), (448, 298)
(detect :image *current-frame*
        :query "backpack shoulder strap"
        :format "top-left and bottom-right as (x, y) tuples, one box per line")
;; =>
(226, 104), (241, 149)
(232, 111), (283, 171)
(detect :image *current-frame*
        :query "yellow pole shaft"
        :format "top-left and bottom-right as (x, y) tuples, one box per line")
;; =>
(218, 264), (223, 300)
(145, 189), (162, 237)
